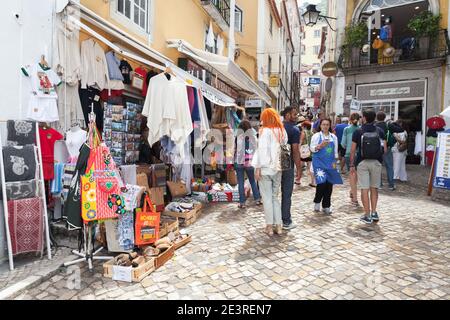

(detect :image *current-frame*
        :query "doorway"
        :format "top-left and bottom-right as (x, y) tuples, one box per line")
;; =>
(398, 100), (424, 164)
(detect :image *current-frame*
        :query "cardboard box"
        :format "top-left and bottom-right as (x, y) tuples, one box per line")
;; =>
(103, 257), (155, 282)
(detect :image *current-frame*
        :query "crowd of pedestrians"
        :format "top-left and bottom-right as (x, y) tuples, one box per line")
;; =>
(234, 106), (409, 236)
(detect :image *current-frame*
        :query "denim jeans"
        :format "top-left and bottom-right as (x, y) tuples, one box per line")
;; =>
(281, 168), (295, 225)
(235, 165), (261, 204)
(259, 172), (282, 225)
(382, 148), (395, 188)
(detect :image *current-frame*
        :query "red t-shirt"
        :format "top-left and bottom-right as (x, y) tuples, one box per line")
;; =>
(134, 67), (148, 96)
(39, 127), (63, 180)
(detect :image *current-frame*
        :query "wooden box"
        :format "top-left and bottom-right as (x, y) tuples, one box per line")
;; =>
(174, 234), (192, 250)
(103, 257), (155, 282)
(162, 203), (202, 220)
(154, 245), (175, 270)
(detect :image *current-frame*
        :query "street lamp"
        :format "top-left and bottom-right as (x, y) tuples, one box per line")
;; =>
(302, 4), (337, 32)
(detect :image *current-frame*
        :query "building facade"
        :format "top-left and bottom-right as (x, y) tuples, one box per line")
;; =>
(324, 0), (450, 165)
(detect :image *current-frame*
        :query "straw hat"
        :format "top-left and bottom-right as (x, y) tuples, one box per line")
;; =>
(362, 44), (371, 54)
(383, 47), (396, 58)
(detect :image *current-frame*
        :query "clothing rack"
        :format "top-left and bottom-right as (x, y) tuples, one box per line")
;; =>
(0, 121), (52, 271)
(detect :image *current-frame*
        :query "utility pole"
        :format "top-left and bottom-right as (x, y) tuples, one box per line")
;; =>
(228, 0), (236, 61)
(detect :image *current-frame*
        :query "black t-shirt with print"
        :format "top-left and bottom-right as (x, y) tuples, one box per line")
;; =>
(119, 60), (133, 84)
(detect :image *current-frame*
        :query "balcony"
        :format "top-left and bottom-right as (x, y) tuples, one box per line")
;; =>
(339, 29), (450, 75)
(201, 0), (230, 32)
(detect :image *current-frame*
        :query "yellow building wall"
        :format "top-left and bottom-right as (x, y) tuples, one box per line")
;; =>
(81, 0), (258, 81)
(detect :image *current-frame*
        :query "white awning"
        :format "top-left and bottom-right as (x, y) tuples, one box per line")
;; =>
(167, 39), (272, 106)
(67, 1), (236, 107)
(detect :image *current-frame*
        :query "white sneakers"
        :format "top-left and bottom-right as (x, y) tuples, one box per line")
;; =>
(314, 203), (321, 212)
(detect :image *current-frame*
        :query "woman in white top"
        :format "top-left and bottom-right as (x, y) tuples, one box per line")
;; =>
(310, 118), (343, 214)
(252, 108), (288, 236)
(392, 120), (408, 181)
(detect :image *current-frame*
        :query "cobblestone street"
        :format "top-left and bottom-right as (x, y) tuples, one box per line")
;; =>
(9, 166), (450, 300)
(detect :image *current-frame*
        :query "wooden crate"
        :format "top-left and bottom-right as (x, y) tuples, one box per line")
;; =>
(103, 257), (155, 282)
(162, 204), (202, 220)
(179, 207), (202, 227)
(159, 217), (178, 238)
(174, 234), (192, 250)
(154, 245), (175, 270)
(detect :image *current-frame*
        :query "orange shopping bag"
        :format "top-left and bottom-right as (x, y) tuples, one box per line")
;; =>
(134, 194), (160, 246)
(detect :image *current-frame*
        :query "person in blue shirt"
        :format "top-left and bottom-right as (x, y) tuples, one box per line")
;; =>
(281, 107), (301, 230)
(333, 116), (349, 173)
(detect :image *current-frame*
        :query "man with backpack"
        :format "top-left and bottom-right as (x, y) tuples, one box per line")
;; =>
(350, 110), (387, 224)
(375, 112), (395, 191)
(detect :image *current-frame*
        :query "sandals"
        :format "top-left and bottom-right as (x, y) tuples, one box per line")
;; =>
(273, 225), (283, 235)
(351, 200), (360, 207)
(238, 204), (247, 209)
(309, 183), (317, 188)
(255, 200), (263, 206)
(264, 226), (274, 236)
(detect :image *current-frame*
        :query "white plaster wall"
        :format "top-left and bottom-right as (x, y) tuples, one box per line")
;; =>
(0, 0), (56, 262)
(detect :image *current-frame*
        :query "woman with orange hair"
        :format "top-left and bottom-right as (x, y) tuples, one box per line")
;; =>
(252, 108), (288, 236)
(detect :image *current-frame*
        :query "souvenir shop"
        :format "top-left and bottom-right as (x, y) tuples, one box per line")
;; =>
(0, 2), (267, 279)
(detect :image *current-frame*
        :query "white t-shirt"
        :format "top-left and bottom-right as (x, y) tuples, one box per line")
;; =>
(22, 63), (61, 99)
(66, 127), (87, 157)
(22, 63), (61, 122)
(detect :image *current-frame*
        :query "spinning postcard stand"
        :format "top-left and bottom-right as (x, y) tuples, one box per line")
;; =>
(63, 104), (112, 271)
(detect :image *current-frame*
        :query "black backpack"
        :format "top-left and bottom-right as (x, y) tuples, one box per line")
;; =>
(361, 130), (383, 160)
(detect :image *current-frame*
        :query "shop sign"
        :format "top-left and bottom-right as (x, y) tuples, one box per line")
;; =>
(269, 75), (280, 87)
(433, 132), (450, 190)
(245, 99), (264, 108)
(350, 99), (361, 111)
(309, 77), (321, 85)
(370, 87), (411, 97)
(322, 62), (338, 77)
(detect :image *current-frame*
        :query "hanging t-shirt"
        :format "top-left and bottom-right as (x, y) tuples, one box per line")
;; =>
(2, 145), (37, 182)
(119, 60), (133, 84)
(7, 120), (36, 146)
(22, 64), (61, 123)
(21, 63), (61, 99)
(66, 127), (87, 158)
(134, 67), (148, 96)
(39, 127), (64, 180)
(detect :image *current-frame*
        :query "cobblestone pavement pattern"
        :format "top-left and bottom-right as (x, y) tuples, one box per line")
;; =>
(9, 166), (450, 300)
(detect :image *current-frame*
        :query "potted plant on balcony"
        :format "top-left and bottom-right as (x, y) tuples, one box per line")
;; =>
(342, 22), (369, 67)
(407, 11), (441, 59)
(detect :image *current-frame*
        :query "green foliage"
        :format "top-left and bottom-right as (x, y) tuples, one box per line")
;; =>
(407, 11), (441, 38)
(342, 21), (368, 57)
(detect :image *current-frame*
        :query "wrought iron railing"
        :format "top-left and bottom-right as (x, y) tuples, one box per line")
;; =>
(211, 0), (231, 25)
(340, 29), (450, 70)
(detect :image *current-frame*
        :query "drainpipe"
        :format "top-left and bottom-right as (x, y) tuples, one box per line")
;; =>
(228, 0), (236, 61)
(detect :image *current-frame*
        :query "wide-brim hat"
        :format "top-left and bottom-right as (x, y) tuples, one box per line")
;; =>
(362, 44), (371, 53)
(426, 116), (446, 129)
(383, 47), (396, 58)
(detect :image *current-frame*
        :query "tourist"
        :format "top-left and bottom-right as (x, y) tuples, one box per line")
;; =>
(341, 113), (361, 205)
(281, 107), (301, 230)
(235, 120), (262, 209)
(392, 120), (409, 182)
(253, 108), (288, 236)
(334, 115), (349, 173)
(300, 121), (316, 187)
(310, 118), (343, 215)
(375, 112), (396, 190)
(350, 110), (387, 224)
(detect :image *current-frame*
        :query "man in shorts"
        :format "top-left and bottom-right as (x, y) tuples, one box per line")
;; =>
(349, 110), (387, 224)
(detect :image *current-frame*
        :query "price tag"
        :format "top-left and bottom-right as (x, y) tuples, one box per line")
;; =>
(94, 95), (100, 102)
(112, 265), (132, 282)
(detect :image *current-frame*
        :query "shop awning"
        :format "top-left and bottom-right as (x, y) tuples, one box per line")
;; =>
(167, 39), (272, 106)
(67, 1), (237, 107)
